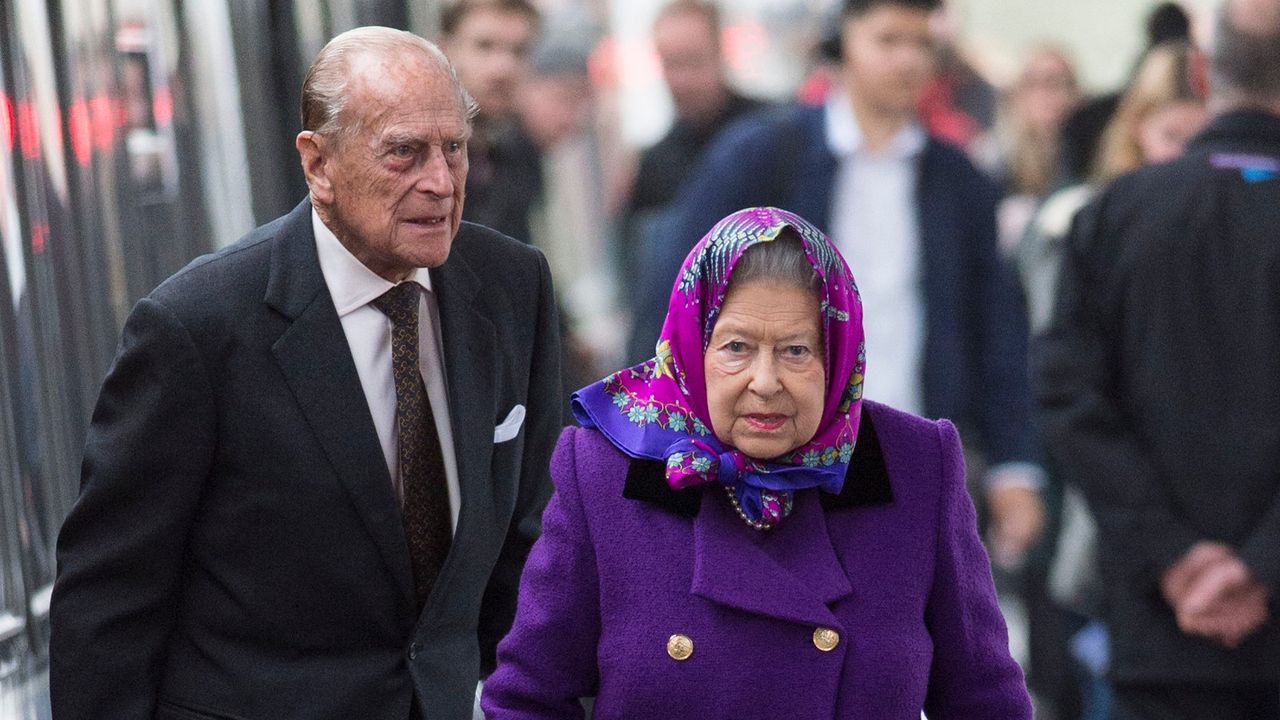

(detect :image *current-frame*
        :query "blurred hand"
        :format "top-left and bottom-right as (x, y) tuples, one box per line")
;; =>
(986, 486), (1046, 570)
(1163, 542), (1271, 648)
(1161, 541), (1232, 607)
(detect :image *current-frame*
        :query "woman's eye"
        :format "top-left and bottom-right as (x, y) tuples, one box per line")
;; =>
(725, 341), (747, 354)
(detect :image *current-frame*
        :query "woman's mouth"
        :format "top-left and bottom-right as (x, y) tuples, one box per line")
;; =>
(743, 414), (787, 431)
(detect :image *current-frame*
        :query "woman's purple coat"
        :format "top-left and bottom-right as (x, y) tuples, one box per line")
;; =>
(483, 401), (1032, 719)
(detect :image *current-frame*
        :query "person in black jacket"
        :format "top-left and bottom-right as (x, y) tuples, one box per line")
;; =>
(49, 28), (561, 720)
(1034, 1), (1280, 716)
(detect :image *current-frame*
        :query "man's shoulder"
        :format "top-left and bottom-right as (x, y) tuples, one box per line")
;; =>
(921, 136), (996, 193)
(447, 221), (548, 295)
(148, 205), (306, 315)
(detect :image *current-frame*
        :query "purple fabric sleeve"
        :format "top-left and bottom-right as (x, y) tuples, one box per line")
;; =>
(923, 419), (1033, 719)
(482, 430), (598, 719)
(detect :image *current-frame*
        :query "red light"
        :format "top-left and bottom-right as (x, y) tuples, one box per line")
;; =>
(17, 100), (39, 159)
(1, 93), (13, 153)
(90, 94), (114, 150)
(152, 85), (173, 127)
(68, 97), (91, 166)
(31, 222), (48, 255)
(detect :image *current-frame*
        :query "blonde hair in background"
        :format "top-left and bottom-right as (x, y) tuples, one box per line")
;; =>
(1091, 40), (1201, 182)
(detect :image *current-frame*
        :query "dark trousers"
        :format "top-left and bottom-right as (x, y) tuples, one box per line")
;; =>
(1113, 683), (1279, 720)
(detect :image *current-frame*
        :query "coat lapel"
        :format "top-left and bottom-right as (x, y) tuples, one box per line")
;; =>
(430, 234), (498, 555)
(625, 407), (895, 627)
(691, 489), (852, 627)
(266, 200), (415, 606)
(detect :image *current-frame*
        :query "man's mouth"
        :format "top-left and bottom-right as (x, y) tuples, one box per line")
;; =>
(405, 215), (447, 227)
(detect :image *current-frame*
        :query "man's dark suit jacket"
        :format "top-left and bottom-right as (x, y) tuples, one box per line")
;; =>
(636, 103), (1036, 467)
(1035, 110), (1280, 683)
(49, 199), (562, 719)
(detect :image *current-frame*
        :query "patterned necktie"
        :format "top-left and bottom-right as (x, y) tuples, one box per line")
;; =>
(371, 281), (452, 612)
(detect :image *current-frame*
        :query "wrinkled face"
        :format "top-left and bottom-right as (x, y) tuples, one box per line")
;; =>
(841, 5), (936, 118)
(444, 7), (535, 119)
(653, 10), (726, 126)
(308, 54), (469, 279)
(704, 280), (826, 460)
(1137, 100), (1206, 164)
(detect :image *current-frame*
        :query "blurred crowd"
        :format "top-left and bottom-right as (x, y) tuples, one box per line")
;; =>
(438, 0), (1278, 718)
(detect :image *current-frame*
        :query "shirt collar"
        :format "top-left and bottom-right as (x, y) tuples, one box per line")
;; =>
(311, 207), (433, 317)
(824, 89), (927, 160)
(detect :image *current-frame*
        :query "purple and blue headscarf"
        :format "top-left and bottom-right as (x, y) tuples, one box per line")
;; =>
(572, 207), (866, 528)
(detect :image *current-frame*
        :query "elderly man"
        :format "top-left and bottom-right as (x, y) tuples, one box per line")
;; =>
(48, 27), (560, 720)
(1036, 0), (1280, 716)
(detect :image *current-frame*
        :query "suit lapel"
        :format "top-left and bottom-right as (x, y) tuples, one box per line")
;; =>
(430, 234), (498, 553)
(266, 200), (415, 606)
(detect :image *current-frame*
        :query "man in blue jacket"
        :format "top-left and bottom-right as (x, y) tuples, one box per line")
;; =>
(637, 0), (1043, 556)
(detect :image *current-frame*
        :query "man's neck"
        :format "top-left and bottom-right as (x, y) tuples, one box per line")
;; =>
(844, 90), (914, 154)
(1209, 93), (1280, 119)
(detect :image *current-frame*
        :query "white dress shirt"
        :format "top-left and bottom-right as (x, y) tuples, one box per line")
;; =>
(312, 209), (460, 532)
(825, 90), (928, 415)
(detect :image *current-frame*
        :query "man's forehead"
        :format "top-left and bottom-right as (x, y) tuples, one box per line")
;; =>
(344, 54), (466, 128)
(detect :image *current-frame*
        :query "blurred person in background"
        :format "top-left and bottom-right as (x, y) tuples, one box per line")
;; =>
(519, 37), (617, 415)
(987, 46), (1080, 254)
(916, 2), (999, 159)
(636, 0), (1046, 574)
(1058, 2), (1193, 185)
(621, 0), (765, 363)
(484, 207), (1032, 718)
(1019, 39), (1206, 720)
(441, 0), (543, 243)
(1035, 0), (1280, 716)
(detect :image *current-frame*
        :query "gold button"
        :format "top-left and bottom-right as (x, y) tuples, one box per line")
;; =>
(813, 627), (840, 652)
(667, 634), (693, 661)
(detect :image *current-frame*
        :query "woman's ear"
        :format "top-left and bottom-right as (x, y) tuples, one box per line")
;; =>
(296, 131), (335, 205)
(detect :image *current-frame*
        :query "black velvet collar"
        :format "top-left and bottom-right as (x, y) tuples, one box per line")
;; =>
(622, 407), (894, 518)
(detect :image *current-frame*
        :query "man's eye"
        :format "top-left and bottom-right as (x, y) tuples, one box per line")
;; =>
(392, 145), (414, 158)
(445, 141), (464, 154)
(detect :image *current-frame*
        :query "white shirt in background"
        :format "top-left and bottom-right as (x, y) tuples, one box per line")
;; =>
(825, 90), (928, 416)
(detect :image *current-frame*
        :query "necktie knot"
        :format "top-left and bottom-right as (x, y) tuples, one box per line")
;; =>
(372, 282), (421, 327)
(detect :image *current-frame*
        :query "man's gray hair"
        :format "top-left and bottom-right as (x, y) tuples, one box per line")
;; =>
(1212, 0), (1280, 104)
(301, 26), (480, 139)
(729, 230), (820, 295)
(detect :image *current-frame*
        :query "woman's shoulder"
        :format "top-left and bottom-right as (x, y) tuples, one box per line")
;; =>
(862, 400), (955, 447)
(551, 425), (635, 498)
(861, 401), (963, 495)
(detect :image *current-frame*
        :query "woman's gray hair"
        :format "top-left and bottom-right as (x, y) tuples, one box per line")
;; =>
(300, 26), (479, 140)
(729, 229), (820, 295)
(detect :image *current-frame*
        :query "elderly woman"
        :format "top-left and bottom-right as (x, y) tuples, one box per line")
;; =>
(483, 208), (1031, 718)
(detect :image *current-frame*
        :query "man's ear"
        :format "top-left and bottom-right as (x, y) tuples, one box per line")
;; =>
(296, 131), (335, 205)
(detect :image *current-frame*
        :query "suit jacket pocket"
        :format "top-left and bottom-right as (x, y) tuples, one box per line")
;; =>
(156, 698), (252, 720)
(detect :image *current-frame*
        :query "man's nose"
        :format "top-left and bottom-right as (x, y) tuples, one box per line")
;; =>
(415, 148), (454, 196)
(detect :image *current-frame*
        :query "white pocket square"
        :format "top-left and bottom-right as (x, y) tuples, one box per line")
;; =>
(493, 404), (526, 443)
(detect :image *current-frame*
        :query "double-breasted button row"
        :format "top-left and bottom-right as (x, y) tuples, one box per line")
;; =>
(663, 628), (840, 660)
